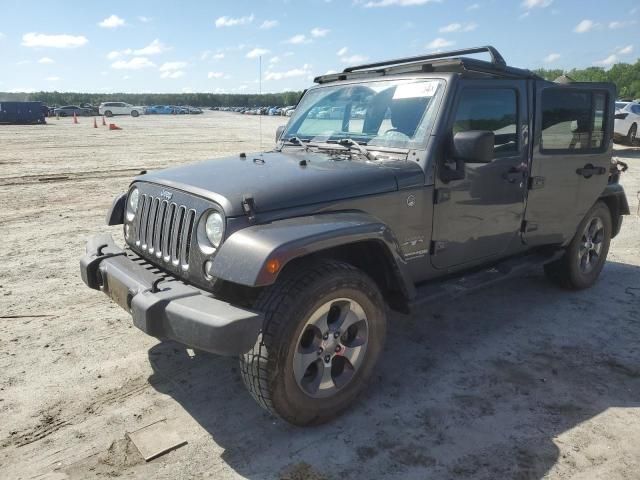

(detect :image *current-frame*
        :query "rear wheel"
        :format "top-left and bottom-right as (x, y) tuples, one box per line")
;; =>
(131, 110), (139, 118)
(240, 259), (386, 426)
(104, 110), (113, 117)
(626, 124), (637, 146)
(544, 201), (612, 289)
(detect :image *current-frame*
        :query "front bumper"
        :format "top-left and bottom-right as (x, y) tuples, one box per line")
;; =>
(80, 234), (263, 356)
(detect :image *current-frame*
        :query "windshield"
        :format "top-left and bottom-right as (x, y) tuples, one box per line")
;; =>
(283, 78), (444, 150)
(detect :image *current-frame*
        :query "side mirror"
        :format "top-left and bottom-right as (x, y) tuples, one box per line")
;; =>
(453, 131), (495, 163)
(614, 112), (628, 120)
(276, 125), (286, 143)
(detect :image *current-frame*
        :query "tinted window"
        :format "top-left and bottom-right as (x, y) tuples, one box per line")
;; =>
(541, 89), (607, 152)
(453, 88), (518, 154)
(615, 102), (627, 110)
(631, 105), (640, 115)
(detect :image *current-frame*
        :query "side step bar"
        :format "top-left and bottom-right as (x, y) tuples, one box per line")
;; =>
(409, 250), (562, 311)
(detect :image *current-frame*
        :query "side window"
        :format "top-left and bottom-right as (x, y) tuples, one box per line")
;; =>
(540, 88), (607, 152)
(631, 105), (640, 115)
(453, 88), (518, 155)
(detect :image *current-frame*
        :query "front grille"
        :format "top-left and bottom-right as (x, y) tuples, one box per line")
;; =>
(133, 193), (196, 270)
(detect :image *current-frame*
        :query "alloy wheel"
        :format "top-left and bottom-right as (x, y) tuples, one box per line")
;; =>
(578, 216), (605, 274)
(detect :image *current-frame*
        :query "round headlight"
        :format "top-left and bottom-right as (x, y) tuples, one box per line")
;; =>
(205, 212), (224, 248)
(128, 188), (139, 214)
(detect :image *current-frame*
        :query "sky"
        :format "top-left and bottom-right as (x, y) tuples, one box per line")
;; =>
(0, 0), (638, 94)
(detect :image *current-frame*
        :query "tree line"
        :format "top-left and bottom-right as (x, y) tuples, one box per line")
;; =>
(0, 91), (303, 107)
(534, 58), (640, 99)
(2, 58), (639, 105)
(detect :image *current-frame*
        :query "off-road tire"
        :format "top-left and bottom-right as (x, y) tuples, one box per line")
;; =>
(626, 124), (637, 146)
(544, 201), (612, 289)
(131, 110), (139, 118)
(240, 259), (386, 426)
(104, 110), (113, 117)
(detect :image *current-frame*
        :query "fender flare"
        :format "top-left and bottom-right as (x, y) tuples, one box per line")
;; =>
(599, 183), (630, 237)
(211, 211), (416, 298)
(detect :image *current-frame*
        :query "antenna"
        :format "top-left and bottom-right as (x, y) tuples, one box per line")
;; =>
(259, 55), (263, 153)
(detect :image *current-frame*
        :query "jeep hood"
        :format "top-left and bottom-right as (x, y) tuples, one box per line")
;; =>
(137, 150), (424, 217)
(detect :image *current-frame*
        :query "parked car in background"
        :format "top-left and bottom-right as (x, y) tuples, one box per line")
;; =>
(614, 101), (639, 145)
(99, 102), (144, 117)
(80, 103), (99, 115)
(186, 106), (203, 114)
(145, 105), (175, 115)
(54, 105), (93, 117)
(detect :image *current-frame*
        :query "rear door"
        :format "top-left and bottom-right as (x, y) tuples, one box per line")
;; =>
(431, 79), (529, 269)
(523, 82), (615, 246)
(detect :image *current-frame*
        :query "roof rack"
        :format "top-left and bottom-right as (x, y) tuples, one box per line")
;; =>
(342, 46), (507, 73)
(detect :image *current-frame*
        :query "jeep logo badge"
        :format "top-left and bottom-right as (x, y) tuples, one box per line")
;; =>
(160, 190), (173, 201)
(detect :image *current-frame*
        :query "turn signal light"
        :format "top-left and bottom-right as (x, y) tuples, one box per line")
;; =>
(265, 258), (281, 275)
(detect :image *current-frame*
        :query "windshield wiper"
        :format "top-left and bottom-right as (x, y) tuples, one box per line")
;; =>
(278, 136), (311, 152)
(333, 138), (373, 160)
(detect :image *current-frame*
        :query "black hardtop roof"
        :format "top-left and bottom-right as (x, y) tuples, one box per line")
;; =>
(314, 46), (543, 84)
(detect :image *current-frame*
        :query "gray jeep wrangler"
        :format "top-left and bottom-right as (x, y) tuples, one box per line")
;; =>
(81, 46), (630, 426)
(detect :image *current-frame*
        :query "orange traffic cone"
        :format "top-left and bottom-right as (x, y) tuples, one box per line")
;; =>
(73, 112), (79, 124)
(109, 123), (122, 130)
(93, 117), (98, 128)
(102, 116), (106, 126)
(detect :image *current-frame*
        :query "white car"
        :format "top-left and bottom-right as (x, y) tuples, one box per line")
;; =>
(614, 101), (639, 145)
(98, 102), (145, 118)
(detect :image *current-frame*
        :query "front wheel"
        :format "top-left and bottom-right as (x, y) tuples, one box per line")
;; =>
(131, 110), (139, 117)
(104, 110), (113, 117)
(240, 259), (387, 426)
(544, 201), (612, 289)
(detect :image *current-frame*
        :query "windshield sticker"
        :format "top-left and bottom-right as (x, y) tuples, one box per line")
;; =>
(393, 82), (438, 99)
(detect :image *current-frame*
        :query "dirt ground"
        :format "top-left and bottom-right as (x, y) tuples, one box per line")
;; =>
(1, 112), (639, 480)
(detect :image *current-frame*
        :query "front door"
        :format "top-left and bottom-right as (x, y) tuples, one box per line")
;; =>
(431, 79), (529, 270)
(523, 83), (616, 246)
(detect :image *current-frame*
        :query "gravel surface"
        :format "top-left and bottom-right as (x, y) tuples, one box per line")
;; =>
(1, 112), (639, 480)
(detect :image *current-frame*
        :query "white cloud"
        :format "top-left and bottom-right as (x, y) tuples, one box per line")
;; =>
(98, 15), (125, 28)
(522, 0), (552, 9)
(21, 32), (88, 48)
(38, 57), (55, 64)
(160, 70), (184, 79)
(207, 71), (224, 79)
(246, 48), (270, 58)
(311, 27), (330, 37)
(269, 56), (281, 64)
(16, 60), (31, 65)
(574, 19), (597, 33)
(595, 54), (618, 67)
(138, 16), (152, 23)
(543, 53), (561, 63)
(0, 32), (5, 40)
(213, 53), (225, 60)
(362, 0), (440, 7)
(426, 37), (455, 50)
(260, 20), (279, 29)
(337, 46), (349, 56)
(325, 69), (338, 75)
(215, 14), (254, 28)
(617, 45), (633, 55)
(466, 3), (480, 10)
(439, 22), (477, 33)
(111, 57), (155, 70)
(46, 76), (60, 81)
(159, 61), (187, 71)
(133, 39), (168, 55)
(106, 50), (124, 60)
(340, 54), (368, 64)
(264, 64), (312, 81)
(286, 34), (310, 44)
(609, 20), (636, 29)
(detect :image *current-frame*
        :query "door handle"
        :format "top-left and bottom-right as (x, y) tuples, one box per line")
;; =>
(576, 163), (606, 178)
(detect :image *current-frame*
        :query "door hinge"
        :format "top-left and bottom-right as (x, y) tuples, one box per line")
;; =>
(241, 194), (256, 222)
(528, 176), (545, 190)
(434, 188), (451, 204)
(430, 240), (447, 255)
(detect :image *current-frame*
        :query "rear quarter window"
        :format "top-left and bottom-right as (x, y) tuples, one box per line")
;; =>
(540, 88), (608, 153)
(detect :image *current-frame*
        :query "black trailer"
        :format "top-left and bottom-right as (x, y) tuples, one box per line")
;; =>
(0, 101), (46, 124)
